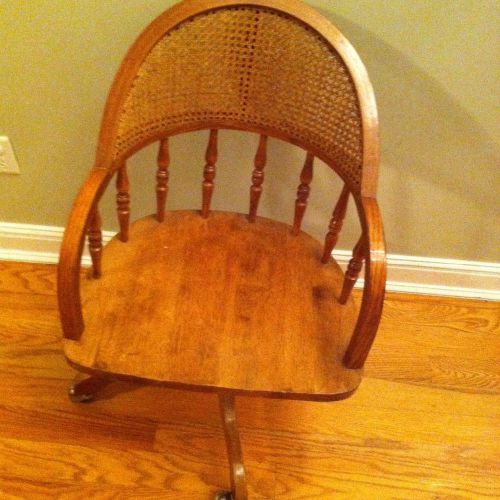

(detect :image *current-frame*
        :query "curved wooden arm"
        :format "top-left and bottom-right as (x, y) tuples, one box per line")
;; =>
(58, 168), (111, 340)
(343, 197), (386, 369)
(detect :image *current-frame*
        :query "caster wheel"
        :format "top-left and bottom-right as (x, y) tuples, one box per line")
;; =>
(214, 492), (234, 500)
(68, 385), (95, 403)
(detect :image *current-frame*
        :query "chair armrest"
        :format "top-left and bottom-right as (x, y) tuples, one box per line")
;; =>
(343, 197), (386, 369)
(57, 168), (111, 340)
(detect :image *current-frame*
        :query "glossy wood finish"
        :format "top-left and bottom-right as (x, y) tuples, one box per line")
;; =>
(156, 138), (170, 223)
(64, 211), (360, 399)
(201, 129), (218, 219)
(292, 152), (314, 235)
(58, 184), (385, 364)
(340, 235), (365, 305)
(2, 262), (499, 498)
(321, 184), (350, 263)
(248, 135), (267, 223)
(116, 165), (130, 242)
(58, 168), (112, 340)
(219, 394), (248, 499)
(344, 197), (386, 369)
(87, 208), (102, 279)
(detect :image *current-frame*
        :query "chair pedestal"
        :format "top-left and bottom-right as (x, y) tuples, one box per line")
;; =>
(218, 393), (248, 500)
(69, 375), (248, 499)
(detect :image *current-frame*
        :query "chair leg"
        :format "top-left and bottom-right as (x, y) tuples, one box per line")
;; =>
(216, 393), (248, 500)
(68, 374), (110, 403)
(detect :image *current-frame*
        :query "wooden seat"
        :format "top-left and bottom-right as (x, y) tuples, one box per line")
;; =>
(65, 211), (361, 398)
(57, 1), (386, 498)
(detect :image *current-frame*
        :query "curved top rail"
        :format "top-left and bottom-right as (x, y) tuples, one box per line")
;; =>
(94, 0), (379, 196)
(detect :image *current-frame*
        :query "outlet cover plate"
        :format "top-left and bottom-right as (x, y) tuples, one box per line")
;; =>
(0, 136), (21, 174)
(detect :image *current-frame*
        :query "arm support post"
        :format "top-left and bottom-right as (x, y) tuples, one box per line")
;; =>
(58, 168), (112, 340)
(343, 196), (386, 369)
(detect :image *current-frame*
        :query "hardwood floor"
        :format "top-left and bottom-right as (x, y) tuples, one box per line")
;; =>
(0, 261), (498, 499)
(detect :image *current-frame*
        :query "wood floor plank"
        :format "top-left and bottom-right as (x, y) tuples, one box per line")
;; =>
(0, 436), (223, 496)
(365, 292), (500, 394)
(152, 379), (500, 499)
(242, 430), (498, 499)
(0, 260), (498, 498)
(0, 292), (60, 339)
(0, 403), (157, 452)
(0, 478), (199, 500)
(4, 373), (496, 453)
(0, 373), (220, 426)
(0, 339), (70, 378)
(154, 408), (499, 499)
(0, 262), (56, 295)
(233, 379), (500, 446)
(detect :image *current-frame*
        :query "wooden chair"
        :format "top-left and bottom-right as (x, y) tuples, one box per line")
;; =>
(58, 1), (386, 498)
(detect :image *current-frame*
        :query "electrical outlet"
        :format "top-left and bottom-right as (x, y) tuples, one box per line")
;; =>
(0, 136), (21, 174)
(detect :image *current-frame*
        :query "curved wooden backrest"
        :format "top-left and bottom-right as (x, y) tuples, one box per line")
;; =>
(96, 0), (379, 196)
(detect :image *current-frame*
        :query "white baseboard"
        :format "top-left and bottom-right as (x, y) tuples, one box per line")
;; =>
(0, 221), (498, 301)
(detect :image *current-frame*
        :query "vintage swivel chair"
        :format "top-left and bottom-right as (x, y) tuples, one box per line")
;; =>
(58, 0), (386, 498)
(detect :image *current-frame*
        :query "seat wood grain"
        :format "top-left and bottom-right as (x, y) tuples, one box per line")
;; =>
(64, 211), (361, 399)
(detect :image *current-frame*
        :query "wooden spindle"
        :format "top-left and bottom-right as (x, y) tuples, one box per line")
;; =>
(156, 138), (170, 222)
(248, 135), (268, 222)
(339, 236), (366, 304)
(116, 165), (130, 242)
(201, 129), (218, 218)
(321, 185), (350, 263)
(292, 152), (314, 235)
(87, 207), (102, 279)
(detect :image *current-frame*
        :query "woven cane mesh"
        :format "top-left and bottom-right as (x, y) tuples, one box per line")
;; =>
(115, 7), (363, 188)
